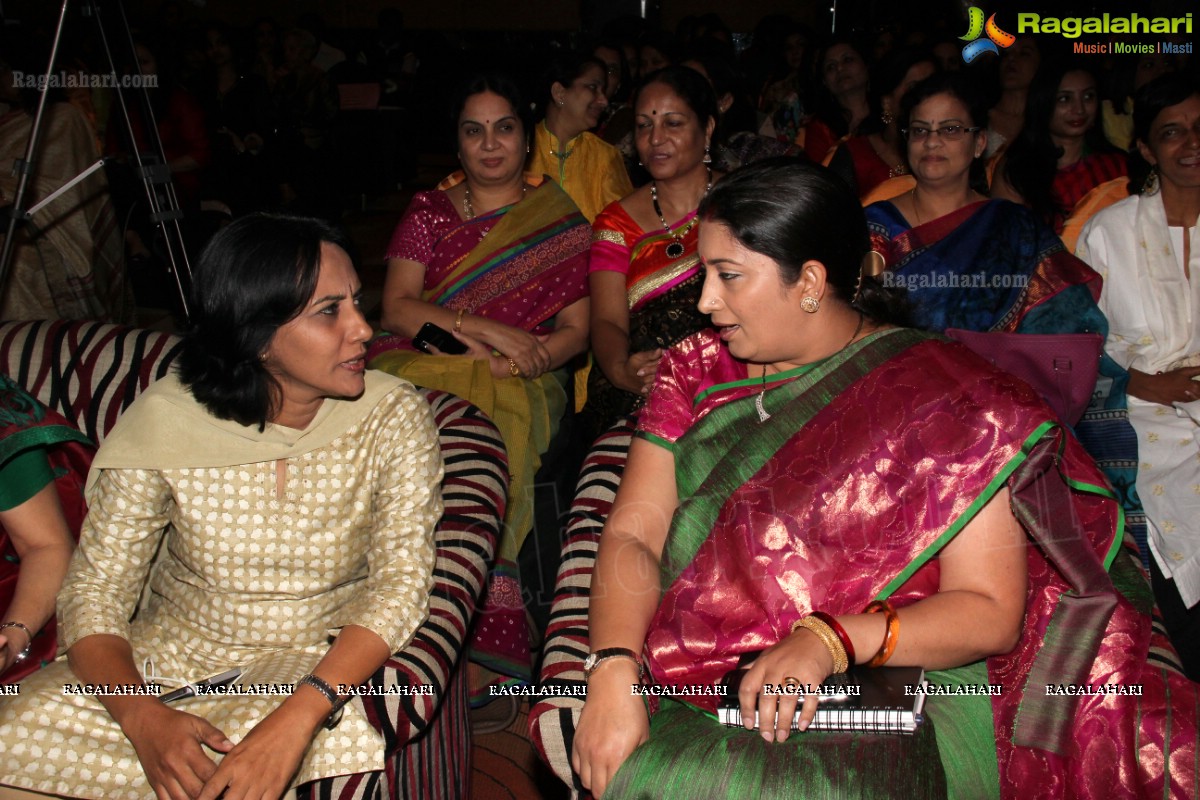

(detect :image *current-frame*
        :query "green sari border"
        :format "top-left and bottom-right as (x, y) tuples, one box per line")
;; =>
(692, 361), (819, 408)
(662, 328), (927, 590)
(436, 215), (582, 302)
(1059, 475), (1124, 570)
(875, 420), (1058, 601)
(0, 424), (93, 467)
(636, 430), (676, 453)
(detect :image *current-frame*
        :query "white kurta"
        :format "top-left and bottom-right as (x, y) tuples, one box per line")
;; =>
(1078, 192), (1200, 606)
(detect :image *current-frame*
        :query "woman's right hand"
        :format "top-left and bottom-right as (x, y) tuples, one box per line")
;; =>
(445, 330), (530, 380)
(1128, 366), (1200, 405)
(572, 661), (649, 799)
(614, 349), (663, 396)
(473, 319), (552, 378)
(120, 702), (233, 800)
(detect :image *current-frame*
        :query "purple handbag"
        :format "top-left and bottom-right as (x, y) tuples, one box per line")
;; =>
(945, 328), (1103, 426)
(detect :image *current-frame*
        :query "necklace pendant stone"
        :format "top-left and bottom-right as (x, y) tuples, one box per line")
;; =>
(665, 241), (685, 259)
(755, 392), (771, 423)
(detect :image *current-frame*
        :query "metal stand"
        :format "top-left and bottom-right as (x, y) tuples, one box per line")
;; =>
(0, 0), (192, 321)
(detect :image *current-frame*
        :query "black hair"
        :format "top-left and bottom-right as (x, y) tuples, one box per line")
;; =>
(540, 50), (609, 115)
(448, 72), (532, 143)
(872, 47), (936, 107)
(699, 158), (910, 326)
(637, 30), (677, 71)
(1000, 57), (1112, 224)
(177, 213), (355, 428)
(634, 64), (719, 132)
(1130, 74), (1200, 194)
(811, 36), (881, 138)
(900, 72), (991, 195)
(592, 38), (632, 103)
(681, 44), (757, 142)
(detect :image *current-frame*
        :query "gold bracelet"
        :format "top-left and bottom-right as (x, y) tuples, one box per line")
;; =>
(791, 615), (849, 674)
(454, 308), (466, 333)
(507, 357), (522, 377)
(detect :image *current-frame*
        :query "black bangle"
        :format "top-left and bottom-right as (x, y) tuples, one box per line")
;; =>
(297, 673), (349, 729)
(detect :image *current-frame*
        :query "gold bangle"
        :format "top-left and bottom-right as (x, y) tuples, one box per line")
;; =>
(507, 357), (521, 377)
(791, 615), (849, 674)
(454, 308), (466, 333)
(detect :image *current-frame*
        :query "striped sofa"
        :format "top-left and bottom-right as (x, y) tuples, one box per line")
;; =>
(528, 417), (636, 797)
(0, 319), (508, 800)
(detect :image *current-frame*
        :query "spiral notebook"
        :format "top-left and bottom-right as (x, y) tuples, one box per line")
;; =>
(717, 663), (927, 734)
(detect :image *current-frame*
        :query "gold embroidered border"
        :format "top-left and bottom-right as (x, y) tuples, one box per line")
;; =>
(626, 255), (700, 309)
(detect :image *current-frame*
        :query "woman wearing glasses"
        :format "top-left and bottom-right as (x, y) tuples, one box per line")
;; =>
(865, 72), (1107, 338)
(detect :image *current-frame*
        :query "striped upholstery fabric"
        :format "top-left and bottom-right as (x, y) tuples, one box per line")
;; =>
(529, 417), (636, 796)
(0, 320), (183, 445)
(1, 319), (508, 800)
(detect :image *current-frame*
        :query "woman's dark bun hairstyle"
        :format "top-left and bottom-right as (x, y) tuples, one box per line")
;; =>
(699, 158), (910, 326)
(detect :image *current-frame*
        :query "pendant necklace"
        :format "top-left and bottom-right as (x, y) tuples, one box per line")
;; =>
(756, 312), (865, 423)
(652, 166), (713, 259)
(463, 182), (527, 234)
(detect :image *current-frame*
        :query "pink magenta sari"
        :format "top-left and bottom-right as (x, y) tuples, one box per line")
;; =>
(621, 327), (1197, 799)
(369, 175), (590, 687)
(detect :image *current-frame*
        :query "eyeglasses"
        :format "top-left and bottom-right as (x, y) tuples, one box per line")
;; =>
(902, 125), (981, 142)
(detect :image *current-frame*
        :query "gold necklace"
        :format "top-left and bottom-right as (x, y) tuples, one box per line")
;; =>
(910, 187), (924, 227)
(463, 182), (527, 222)
(756, 312), (865, 423)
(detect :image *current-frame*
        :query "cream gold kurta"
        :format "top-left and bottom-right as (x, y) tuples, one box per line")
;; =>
(0, 373), (443, 798)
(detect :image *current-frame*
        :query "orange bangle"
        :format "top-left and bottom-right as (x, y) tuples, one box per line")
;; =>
(864, 600), (899, 667)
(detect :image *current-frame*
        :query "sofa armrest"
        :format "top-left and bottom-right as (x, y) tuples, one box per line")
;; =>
(358, 388), (507, 751)
(530, 418), (635, 792)
(0, 320), (182, 444)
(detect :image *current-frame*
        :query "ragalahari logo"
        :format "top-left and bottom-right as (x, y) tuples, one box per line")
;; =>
(960, 6), (1017, 63)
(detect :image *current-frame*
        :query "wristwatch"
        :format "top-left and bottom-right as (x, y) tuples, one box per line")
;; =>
(583, 648), (643, 681)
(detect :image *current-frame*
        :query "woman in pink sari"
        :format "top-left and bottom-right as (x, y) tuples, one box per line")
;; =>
(572, 159), (1197, 799)
(369, 74), (591, 693)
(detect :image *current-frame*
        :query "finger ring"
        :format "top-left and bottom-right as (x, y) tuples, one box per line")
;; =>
(507, 357), (522, 377)
(782, 676), (802, 687)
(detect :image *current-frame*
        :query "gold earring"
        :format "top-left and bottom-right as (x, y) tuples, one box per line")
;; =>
(800, 296), (820, 314)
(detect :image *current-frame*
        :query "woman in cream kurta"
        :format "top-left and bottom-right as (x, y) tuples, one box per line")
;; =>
(0, 369), (442, 798)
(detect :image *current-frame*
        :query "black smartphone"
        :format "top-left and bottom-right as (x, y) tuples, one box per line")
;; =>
(413, 322), (468, 355)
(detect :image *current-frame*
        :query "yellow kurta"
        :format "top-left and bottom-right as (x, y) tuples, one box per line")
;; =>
(0, 373), (443, 798)
(530, 122), (632, 223)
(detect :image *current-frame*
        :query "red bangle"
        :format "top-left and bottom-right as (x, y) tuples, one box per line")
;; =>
(809, 611), (855, 666)
(864, 600), (900, 667)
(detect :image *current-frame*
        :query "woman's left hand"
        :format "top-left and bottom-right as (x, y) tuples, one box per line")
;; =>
(738, 628), (835, 744)
(196, 707), (313, 800)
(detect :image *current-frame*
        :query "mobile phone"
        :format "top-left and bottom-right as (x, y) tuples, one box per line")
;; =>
(413, 322), (468, 355)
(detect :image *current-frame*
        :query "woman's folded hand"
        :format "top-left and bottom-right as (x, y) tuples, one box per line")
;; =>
(573, 660), (649, 799)
(618, 349), (663, 395)
(474, 319), (552, 378)
(121, 702), (233, 800)
(196, 703), (315, 800)
(740, 629), (835, 744)
(1128, 366), (1200, 405)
